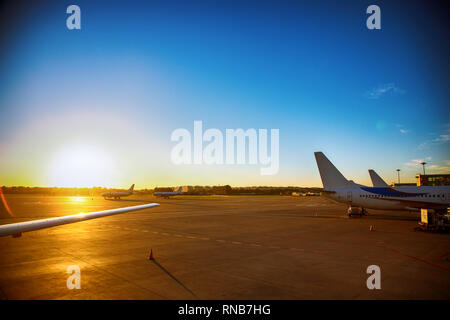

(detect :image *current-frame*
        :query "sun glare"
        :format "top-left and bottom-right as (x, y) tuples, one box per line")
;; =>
(47, 145), (117, 188)
(69, 196), (88, 203)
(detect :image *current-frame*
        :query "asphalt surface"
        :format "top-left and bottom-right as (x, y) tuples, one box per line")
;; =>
(0, 194), (449, 299)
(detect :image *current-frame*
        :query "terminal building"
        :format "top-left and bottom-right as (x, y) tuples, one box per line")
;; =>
(415, 174), (450, 186)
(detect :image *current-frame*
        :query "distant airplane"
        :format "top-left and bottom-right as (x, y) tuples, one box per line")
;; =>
(153, 186), (183, 199)
(314, 152), (450, 217)
(0, 203), (159, 238)
(102, 184), (134, 200)
(368, 169), (389, 187)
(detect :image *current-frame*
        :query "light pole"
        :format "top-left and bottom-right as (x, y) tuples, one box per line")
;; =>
(396, 169), (401, 184)
(420, 161), (426, 175)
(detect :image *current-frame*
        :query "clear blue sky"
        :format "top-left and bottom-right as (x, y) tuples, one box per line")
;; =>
(0, 0), (448, 187)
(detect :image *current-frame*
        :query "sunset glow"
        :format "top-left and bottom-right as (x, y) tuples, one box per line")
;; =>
(47, 145), (116, 188)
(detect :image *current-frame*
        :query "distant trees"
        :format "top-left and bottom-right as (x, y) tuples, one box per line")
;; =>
(1, 185), (322, 196)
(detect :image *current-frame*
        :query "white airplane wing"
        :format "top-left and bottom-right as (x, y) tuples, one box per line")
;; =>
(0, 203), (159, 238)
(372, 197), (447, 210)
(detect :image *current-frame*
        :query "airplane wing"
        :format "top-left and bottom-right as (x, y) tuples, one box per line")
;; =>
(0, 203), (159, 238)
(374, 197), (447, 210)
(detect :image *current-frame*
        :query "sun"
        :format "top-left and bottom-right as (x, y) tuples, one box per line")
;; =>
(47, 144), (117, 188)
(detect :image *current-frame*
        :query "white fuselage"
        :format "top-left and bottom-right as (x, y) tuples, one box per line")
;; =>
(324, 186), (450, 211)
(153, 191), (181, 198)
(102, 190), (133, 199)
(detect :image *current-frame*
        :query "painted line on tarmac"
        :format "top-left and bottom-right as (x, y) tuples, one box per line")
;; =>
(100, 224), (320, 255)
(377, 245), (450, 273)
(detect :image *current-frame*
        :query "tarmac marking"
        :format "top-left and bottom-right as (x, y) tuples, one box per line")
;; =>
(119, 227), (326, 256)
(377, 245), (450, 273)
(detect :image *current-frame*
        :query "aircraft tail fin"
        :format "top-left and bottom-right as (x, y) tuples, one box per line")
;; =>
(176, 186), (182, 193)
(368, 170), (388, 187)
(129, 184), (135, 192)
(314, 152), (350, 189)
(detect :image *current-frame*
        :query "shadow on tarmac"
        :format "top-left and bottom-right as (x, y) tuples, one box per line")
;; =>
(150, 259), (197, 298)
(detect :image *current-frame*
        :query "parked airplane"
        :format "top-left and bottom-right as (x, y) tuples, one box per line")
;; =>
(368, 169), (389, 187)
(0, 203), (159, 238)
(314, 152), (450, 217)
(102, 184), (134, 200)
(153, 186), (183, 199)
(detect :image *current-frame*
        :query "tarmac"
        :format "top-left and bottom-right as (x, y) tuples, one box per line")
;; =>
(0, 194), (449, 299)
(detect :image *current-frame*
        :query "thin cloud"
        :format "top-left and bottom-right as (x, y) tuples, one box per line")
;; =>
(365, 83), (405, 99)
(417, 124), (450, 150)
(427, 164), (450, 173)
(404, 158), (450, 174)
(395, 124), (409, 135)
(404, 157), (432, 168)
(435, 134), (450, 142)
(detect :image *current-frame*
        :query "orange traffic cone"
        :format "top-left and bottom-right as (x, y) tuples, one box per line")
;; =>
(370, 225), (374, 231)
(149, 249), (154, 260)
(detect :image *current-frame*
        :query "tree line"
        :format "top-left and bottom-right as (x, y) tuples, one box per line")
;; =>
(1, 185), (322, 196)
